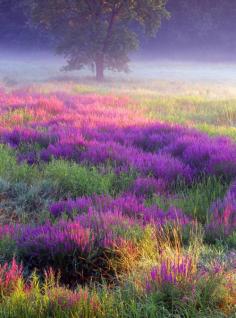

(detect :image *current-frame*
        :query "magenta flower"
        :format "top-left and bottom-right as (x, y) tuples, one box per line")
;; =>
(0, 259), (23, 295)
(147, 256), (194, 292)
(206, 179), (236, 239)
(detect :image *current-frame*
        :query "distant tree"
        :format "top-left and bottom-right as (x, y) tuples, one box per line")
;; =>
(25, 0), (169, 81)
(157, 0), (236, 55)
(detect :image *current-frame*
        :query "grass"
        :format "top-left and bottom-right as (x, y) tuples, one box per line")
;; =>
(0, 225), (234, 318)
(24, 78), (236, 140)
(174, 177), (229, 223)
(139, 96), (236, 140)
(0, 78), (235, 317)
(0, 146), (137, 223)
(147, 177), (229, 223)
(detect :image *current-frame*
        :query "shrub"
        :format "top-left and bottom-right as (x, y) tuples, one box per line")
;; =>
(0, 145), (39, 184)
(130, 177), (167, 198)
(0, 179), (53, 222)
(49, 194), (192, 229)
(205, 180), (236, 242)
(0, 236), (17, 264)
(44, 160), (113, 198)
(16, 219), (121, 285)
(145, 257), (235, 316)
(0, 259), (23, 298)
(173, 177), (229, 223)
(0, 269), (100, 318)
(146, 256), (195, 290)
(17, 221), (93, 285)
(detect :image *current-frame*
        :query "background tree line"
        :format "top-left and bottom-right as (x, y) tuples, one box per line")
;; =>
(0, 0), (235, 80)
(1, 0), (235, 52)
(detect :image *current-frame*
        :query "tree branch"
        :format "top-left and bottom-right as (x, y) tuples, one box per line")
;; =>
(102, 1), (124, 53)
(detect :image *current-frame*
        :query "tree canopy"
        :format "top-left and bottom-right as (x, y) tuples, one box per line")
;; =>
(25, 0), (168, 80)
(1, 1), (236, 64)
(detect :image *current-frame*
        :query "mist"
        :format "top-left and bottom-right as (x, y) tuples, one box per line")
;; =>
(1, 2), (236, 316)
(1, 0), (236, 87)
(1, 50), (236, 91)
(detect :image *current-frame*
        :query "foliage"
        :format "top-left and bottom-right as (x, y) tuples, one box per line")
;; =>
(44, 160), (114, 198)
(25, 0), (168, 80)
(0, 88), (235, 317)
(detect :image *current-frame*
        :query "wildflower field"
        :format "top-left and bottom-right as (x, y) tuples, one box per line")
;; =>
(0, 81), (235, 317)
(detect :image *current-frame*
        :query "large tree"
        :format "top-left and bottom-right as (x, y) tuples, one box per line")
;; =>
(26, 0), (168, 80)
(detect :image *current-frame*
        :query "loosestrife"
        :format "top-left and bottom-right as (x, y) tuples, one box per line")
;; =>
(48, 287), (82, 310)
(0, 88), (235, 313)
(206, 179), (236, 240)
(49, 194), (191, 228)
(1, 90), (236, 183)
(15, 217), (133, 284)
(0, 259), (23, 296)
(17, 221), (93, 258)
(130, 176), (167, 197)
(146, 255), (195, 291)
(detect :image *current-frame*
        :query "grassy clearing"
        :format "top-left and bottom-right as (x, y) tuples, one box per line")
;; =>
(0, 79), (235, 317)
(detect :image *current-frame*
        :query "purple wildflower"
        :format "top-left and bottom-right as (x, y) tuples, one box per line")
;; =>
(206, 179), (236, 239)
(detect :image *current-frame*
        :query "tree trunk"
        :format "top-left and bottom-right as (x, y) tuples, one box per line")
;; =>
(95, 55), (104, 81)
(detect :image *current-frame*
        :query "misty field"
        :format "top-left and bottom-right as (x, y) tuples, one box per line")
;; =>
(0, 68), (235, 317)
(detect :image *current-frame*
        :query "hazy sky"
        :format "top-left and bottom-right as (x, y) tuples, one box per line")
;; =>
(1, 0), (236, 61)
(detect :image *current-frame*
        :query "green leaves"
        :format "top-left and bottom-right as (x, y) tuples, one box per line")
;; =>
(25, 0), (168, 79)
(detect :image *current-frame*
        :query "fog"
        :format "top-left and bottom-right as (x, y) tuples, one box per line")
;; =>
(1, 50), (236, 87)
(1, 0), (236, 91)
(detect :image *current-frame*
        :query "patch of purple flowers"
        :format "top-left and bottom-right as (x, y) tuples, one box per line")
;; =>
(2, 128), (57, 148)
(130, 177), (167, 197)
(49, 194), (192, 228)
(206, 179), (236, 239)
(16, 221), (93, 259)
(147, 256), (194, 291)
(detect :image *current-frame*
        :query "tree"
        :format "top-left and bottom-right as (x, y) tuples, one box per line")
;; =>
(154, 0), (236, 56)
(26, 0), (169, 81)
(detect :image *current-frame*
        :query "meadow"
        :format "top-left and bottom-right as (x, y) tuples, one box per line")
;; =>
(0, 64), (235, 317)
